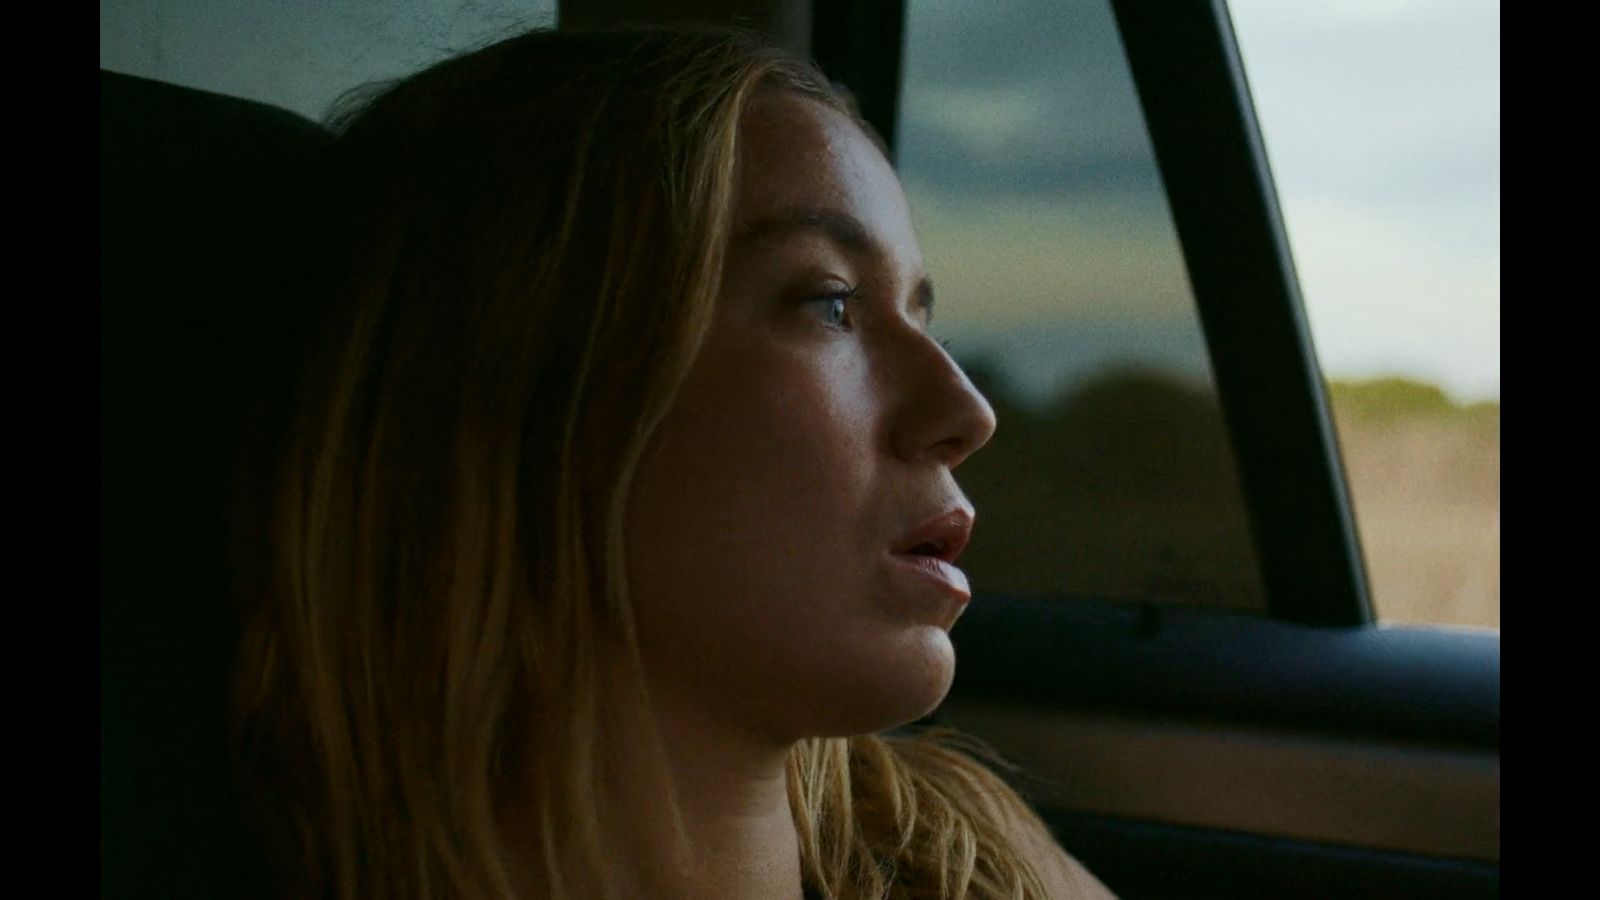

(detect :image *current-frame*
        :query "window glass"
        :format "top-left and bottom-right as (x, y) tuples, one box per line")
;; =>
(99, 0), (557, 122)
(1228, 0), (1499, 629)
(899, 0), (1268, 611)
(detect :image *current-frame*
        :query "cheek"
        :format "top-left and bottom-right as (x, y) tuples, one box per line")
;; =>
(636, 339), (873, 550)
(620, 348), (953, 737)
(626, 352), (870, 617)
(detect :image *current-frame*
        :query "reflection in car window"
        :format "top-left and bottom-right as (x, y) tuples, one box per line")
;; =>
(899, 0), (1268, 611)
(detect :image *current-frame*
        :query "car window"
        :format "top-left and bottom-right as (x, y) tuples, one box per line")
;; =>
(899, 0), (1269, 612)
(99, 0), (557, 123)
(1227, 0), (1500, 630)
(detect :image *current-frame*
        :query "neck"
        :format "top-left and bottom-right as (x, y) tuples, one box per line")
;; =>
(509, 660), (806, 900)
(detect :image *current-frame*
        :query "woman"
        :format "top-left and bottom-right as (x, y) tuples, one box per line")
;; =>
(232, 25), (1114, 900)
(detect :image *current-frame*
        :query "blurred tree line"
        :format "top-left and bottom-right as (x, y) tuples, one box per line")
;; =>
(953, 357), (1266, 611)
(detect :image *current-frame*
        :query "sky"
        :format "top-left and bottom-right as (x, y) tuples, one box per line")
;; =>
(101, 0), (1499, 403)
(1225, 0), (1499, 402)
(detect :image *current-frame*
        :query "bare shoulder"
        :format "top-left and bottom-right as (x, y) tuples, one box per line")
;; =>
(1004, 810), (1118, 899)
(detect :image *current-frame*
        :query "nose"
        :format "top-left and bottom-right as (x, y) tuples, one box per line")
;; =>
(887, 335), (998, 468)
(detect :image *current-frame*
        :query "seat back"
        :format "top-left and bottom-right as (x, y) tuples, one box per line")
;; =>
(101, 70), (334, 899)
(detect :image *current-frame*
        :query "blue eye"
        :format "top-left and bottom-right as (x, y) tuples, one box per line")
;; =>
(822, 295), (849, 327)
(810, 285), (859, 329)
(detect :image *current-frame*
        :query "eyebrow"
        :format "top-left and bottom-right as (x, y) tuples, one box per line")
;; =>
(732, 206), (938, 323)
(732, 206), (875, 254)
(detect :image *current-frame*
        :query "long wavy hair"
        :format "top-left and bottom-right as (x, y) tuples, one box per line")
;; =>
(231, 26), (1059, 900)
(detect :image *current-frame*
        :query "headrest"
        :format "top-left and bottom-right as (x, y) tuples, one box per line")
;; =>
(101, 70), (333, 899)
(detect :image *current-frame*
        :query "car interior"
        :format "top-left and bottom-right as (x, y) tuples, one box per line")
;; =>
(101, 1), (1499, 898)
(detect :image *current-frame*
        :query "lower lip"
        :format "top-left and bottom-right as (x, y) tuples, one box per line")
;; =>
(889, 552), (971, 602)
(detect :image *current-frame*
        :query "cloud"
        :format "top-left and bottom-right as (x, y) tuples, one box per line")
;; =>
(1231, 0), (1499, 206)
(898, 0), (1157, 201)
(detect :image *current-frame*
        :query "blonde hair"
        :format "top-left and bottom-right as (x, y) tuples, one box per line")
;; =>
(232, 26), (1059, 900)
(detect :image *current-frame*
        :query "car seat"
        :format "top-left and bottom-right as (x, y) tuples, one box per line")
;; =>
(101, 69), (334, 899)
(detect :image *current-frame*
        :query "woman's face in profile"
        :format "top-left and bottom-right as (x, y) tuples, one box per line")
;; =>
(625, 92), (997, 744)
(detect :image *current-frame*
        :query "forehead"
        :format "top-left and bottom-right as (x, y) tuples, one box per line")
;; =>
(732, 93), (922, 267)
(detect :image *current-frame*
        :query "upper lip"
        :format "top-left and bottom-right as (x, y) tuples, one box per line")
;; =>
(892, 507), (975, 564)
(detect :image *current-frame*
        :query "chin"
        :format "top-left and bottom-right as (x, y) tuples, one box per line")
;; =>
(891, 625), (960, 724)
(801, 625), (958, 738)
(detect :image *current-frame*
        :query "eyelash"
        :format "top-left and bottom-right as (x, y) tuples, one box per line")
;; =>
(806, 286), (952, 353)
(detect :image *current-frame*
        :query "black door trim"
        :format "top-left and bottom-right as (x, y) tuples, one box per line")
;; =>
(1109, 0), (1373, 626)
